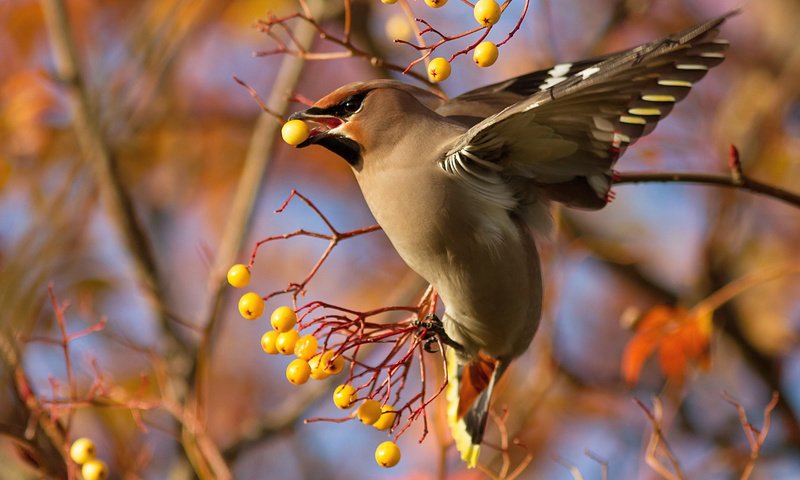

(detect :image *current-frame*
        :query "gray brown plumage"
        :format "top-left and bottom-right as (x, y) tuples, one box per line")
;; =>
(289, 11), (736, 466)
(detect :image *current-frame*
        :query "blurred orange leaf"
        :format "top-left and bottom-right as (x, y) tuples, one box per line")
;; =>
(622, 305), (712, 385)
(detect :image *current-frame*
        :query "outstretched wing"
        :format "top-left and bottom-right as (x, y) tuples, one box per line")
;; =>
(435, 56), (613, 126)
(441, 11), (736, 210)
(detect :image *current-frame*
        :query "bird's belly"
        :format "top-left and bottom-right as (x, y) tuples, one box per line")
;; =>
(355, 166), (542, 360)
(433, 230), (542, 360)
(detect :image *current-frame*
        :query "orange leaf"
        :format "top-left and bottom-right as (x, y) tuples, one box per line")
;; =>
(621, 305), (713, 385)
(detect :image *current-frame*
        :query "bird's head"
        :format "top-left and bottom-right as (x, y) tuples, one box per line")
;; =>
(289, 80), (445, 169)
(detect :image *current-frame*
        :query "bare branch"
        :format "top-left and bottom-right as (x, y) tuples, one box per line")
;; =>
(635, 398), (685, 480)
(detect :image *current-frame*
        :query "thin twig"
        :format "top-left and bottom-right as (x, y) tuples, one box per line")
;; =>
(722, 391), (780, 480)
(584, 449), (609, 480)
(635, 397), (685, 480)
(39, 0), (189, 359)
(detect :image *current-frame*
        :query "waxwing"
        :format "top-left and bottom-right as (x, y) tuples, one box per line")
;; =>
(289, 11), (736, 467)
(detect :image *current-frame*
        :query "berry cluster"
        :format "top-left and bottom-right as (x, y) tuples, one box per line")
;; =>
(227, 261), (444, 468)
(69, 437), (108, 480)
(378, 0), (523, 83)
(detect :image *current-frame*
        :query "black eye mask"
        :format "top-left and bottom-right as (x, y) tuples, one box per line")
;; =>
(302, 91), (368, 120)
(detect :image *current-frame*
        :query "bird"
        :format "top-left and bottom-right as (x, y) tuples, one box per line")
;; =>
(288, 11), (736, 467)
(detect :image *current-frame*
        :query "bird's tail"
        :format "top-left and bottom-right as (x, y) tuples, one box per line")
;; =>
(446, 348), (507, 468)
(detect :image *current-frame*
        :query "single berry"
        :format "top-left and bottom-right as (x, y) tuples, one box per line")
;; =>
(357, 399), (383, 425)
(281, 119), (309, 146)
(385, 15), (412, 42)
(238, 293), (264, 320)
(81, 459), (108, 480)
(473, 0), (501, 27)
(424, 0), (447, 7)
(271, 306), (297, 332)
(286, 358), (312, 385)
(427, 58), (451, 83)
(333, 384), (357, 409)
(473, 41), (499, 67)
(375, 441), (401, 468)
(226, 264), (250, 288)
(275, 329), (300, 355)
(69, 437), (96, 465)
(308, 354), (330, 380)
(294, 335), (318, 360)
(320, 350), (345, 375)
(261, 330), (279, 355)
(372, 405), (398, 431)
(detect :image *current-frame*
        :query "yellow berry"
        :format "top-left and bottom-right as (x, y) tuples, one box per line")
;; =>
(69, 437), (96, 465)
(381, 0), (398, 3)
(81, 459), (108, 480)
(424, 0), (447, 7)
(226, 264), (250, 288)
(238, 292), (264, 320)
(427, 58), (451, 83)
(294, 335), (318, 360)
(286, 358), (311, 385)
(372, 405), (398, 431)
(260, 330), (279, 355)
(308, 354), (330, 380)
(375, 441), (401, 468)
(275, 329), (300, 355)
(333, 384), (357, 409)
(473, 41), (499, 67)
(385, 15), (412, 42)
(357, 399), (383, 425)
(270, 306), (297, 332)
(320, 350), (345, 375)
(473, 0), (501, 27)
(281, 119), (309, 146)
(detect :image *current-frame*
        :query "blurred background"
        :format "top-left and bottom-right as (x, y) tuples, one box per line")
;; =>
(1, 0), (799, 478)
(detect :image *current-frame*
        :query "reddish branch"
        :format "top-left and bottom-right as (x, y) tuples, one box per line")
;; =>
(298, 292), (448, 443)
(254, 0), (432, 86)
(247, 190), (450, 443)
(247, 189), (381, 303)
(395, 0), (531, 72)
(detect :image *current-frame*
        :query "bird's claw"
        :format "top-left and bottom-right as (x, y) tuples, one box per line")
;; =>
(412, 314), (463, 353)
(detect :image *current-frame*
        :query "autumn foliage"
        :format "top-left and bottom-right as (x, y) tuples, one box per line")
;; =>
(1, 1), (799, 479)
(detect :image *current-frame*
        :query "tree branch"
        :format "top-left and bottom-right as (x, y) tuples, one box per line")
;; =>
(39, 0), (189, 358)
(615, 172), (800, 207)
(190, 0), (325, 399)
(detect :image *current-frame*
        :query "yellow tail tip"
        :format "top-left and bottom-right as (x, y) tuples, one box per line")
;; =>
(463, 444), (480, 468)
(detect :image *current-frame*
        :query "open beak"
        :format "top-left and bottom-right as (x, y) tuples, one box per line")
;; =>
(288, 109), (344, 148)
(287, 109), (362, 166)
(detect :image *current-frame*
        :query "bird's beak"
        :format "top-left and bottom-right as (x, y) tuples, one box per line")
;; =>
(288, 109), (344, 148)
(288, 109), (361, 166)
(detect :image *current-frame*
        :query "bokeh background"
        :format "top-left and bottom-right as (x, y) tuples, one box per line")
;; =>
(2, 0), (800, 478)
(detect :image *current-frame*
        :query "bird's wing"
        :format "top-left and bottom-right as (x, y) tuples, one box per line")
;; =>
(435, 56), (612, 124)
(441, 11), (736, 208)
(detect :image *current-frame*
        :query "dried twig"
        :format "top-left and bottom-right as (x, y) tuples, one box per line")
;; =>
(635, 397), (685, 480)
(723, 391), (780, 480)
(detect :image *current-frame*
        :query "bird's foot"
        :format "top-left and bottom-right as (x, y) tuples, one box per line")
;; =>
(412, 314), (464, 353)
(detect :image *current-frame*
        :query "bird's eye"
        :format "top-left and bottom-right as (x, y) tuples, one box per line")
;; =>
(342, 95), (364, 114)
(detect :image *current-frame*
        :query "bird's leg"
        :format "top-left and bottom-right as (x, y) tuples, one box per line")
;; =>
(412, 314), (464, 353)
